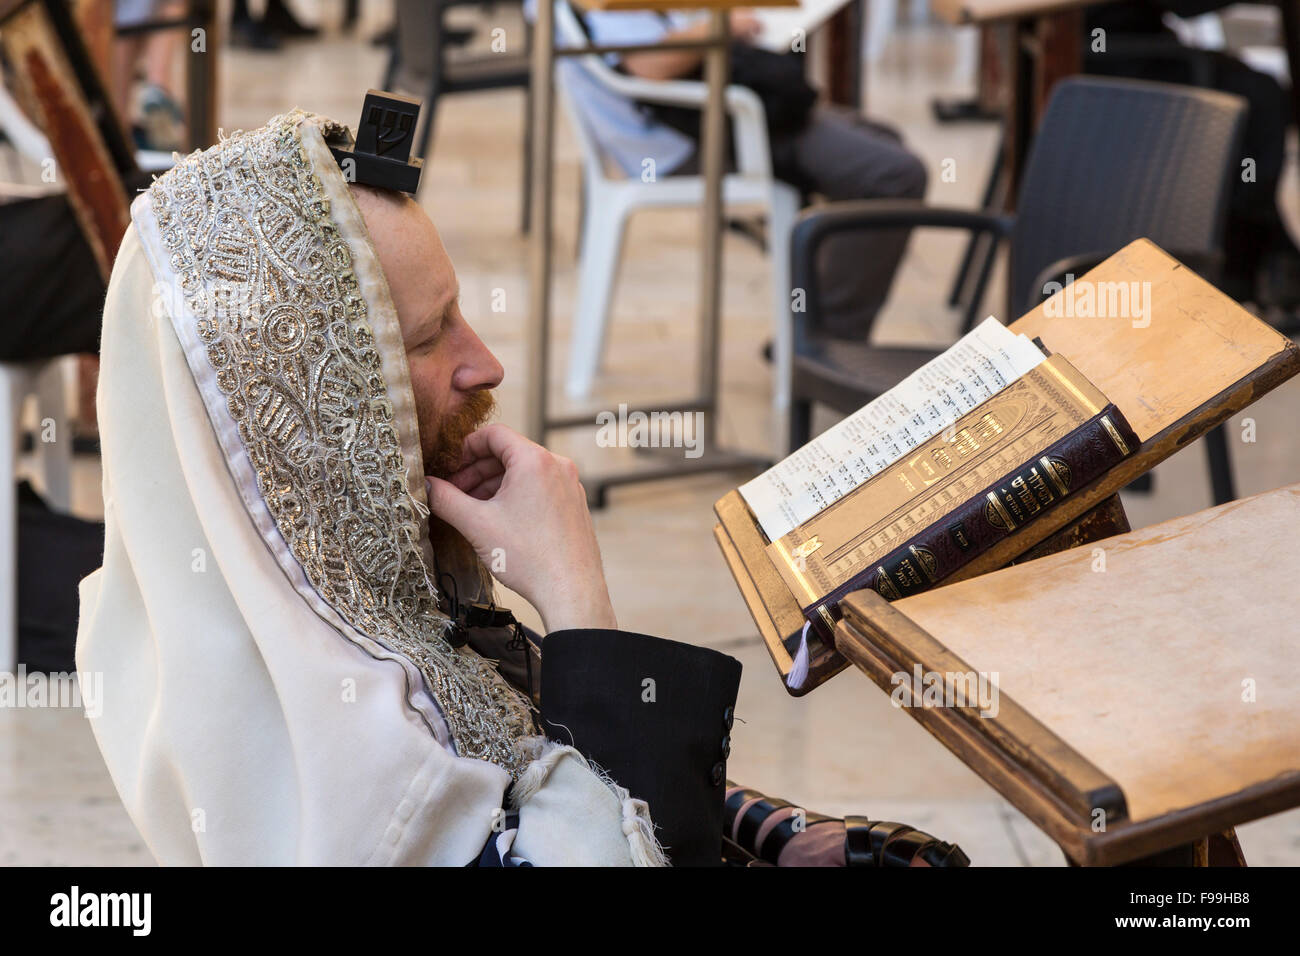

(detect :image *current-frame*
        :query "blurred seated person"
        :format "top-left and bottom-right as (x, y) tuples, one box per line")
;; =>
(387, 0), (500, 95)
(1086, 0), (1300, 310)
(0, 76), (150, 360)
(0, 185), (107, 360)
(549, 3), (929, 339)
(229, 0), (321, 50)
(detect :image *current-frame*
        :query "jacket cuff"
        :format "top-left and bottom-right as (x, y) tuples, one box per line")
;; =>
(538, 628), (742, 866)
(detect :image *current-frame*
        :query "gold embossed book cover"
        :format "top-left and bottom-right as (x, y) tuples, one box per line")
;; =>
(768, 355), (1135, 619)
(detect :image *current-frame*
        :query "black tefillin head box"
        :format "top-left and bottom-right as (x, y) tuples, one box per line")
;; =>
(327, 89), (424, 194)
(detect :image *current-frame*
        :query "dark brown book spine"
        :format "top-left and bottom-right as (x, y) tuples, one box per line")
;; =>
(807, 405), (1139, 626)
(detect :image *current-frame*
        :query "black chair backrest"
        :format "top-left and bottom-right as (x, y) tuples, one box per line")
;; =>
(1010, 76), (1246, 314)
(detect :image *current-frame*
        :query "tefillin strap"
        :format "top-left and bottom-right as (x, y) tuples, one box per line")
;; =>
(436, 567), (524, 654)
(327, 89), (424, 194)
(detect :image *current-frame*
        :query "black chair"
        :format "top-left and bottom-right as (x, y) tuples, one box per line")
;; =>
(789, 76), (1247, 505)
(948, 37), (1221, 312)
(383, 0), (533, 229)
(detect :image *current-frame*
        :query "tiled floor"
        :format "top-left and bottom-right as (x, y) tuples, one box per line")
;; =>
(4, 0), (1300, 865)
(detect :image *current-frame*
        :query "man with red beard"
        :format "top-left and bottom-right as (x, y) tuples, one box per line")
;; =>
(79, 110), (965, 867)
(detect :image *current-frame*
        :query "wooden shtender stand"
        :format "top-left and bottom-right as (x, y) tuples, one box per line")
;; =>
(714, 239), (1300, 865)
(716, 239), (1300, 692)
(838, 483), (1300, 866)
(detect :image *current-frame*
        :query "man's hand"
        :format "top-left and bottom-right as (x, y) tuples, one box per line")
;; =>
(727, 9), (763, 42)
(622, 10), (763, 82)
(425, 424), (618, 633)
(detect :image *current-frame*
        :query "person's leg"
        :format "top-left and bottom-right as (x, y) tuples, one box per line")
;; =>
(110, 0), (155, 117)
(142, 1), (185, 89)
(1209, 51), (1300, 306)
(392, 0), (438, 96)
(775, 107), (928, 339)
(1084, 34), (1299, 306)
(229, 0), (282, 50)
(262, 0), (321, 38)
(132, 1), (188, 152)
(0, 196), (106, 360)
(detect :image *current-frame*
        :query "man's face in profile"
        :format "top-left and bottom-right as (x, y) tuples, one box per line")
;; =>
(351, 185), (502, 478)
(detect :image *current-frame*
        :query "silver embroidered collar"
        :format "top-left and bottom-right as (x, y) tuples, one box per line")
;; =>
(144, 111), (536, 776)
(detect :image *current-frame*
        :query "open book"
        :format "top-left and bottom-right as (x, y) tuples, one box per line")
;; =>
(718, 317), (1138, 690)
(740, 318), (1048, 541)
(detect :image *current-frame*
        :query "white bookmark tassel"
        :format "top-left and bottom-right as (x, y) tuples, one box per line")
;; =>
(786, 621), (812, 690)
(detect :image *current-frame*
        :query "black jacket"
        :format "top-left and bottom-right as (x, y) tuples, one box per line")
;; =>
(465, 621), (742, 866)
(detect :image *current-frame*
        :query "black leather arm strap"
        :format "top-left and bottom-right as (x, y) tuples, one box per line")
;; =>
(725, 787), (835, 863)
(757, 811), (836, 865)
(844, 816), (971, 867)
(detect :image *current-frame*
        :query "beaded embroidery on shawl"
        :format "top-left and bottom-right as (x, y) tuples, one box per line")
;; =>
(148, 111), (535, 776)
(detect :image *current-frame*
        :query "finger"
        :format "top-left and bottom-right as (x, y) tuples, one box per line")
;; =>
(450, 425), (506, 471)
(454, 465), (505, 500)
(447, 456), (504, 493)
(458, 423), (534, 472)
(425, 475), (489, 536)
(466, 473), (504, 501)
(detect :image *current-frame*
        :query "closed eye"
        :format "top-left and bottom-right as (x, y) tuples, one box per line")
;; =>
(409, 326), (441, 352)
(408, 297), (455, 353)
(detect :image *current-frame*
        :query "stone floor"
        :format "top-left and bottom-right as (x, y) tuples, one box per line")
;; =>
(4, 0), (1300, 865)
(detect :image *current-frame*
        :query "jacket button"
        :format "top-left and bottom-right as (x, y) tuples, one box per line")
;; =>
(710, 762), (725, 786)
(723, 706), (735, 730)
(720, 735), (731, 759)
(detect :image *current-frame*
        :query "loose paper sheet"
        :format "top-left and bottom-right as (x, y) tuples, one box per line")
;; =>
(740, 317), (1046, 541)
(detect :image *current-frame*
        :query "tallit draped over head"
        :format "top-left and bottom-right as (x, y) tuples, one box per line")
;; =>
(77, 110), (664, 865)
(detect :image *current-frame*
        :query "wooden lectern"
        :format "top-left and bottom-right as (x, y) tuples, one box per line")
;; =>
(837, 483), (1300, 866)
(716, 239), (1300, 693)
(714, 238), (1300, 865)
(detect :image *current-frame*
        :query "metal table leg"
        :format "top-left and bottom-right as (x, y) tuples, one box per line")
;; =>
(525, 0), (555, 445)
(524, 7), (772, 508)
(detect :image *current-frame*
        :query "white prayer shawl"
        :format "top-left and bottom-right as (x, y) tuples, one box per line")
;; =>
(77, 111), (663, 866)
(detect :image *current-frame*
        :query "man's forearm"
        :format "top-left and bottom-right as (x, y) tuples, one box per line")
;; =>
(540, 582), (618, 633)
(621, 20), (711, 81)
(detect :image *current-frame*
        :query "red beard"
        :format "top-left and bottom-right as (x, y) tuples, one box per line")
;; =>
(423, 389), (496, 479)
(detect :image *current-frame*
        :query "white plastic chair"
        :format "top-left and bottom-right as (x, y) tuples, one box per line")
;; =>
(0, 358), (74, 672)
(554, 0), (800, 411)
